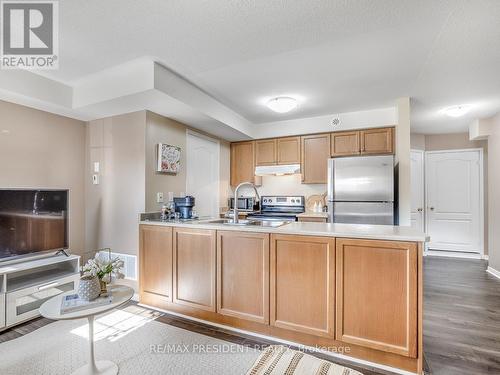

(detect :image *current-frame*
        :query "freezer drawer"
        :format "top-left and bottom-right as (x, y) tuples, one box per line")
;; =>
(328, 156), (394, 201)
(328, 202), (394, 225)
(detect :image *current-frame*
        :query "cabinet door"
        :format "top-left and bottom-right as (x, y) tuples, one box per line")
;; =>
(270, 234), (335, 338)
(255, 139), (277, 166)
(139, 225), (173, 302)
(360, 127), (394, 155)
(336, 238), (417, 357)
(301, 134), (330, 183)
(331, 131), (360, 157)
(217, 231), (269, 323)
(277, 137), (300, 165)
(173, 227), (216, 312)
(230, 141), (256, 187)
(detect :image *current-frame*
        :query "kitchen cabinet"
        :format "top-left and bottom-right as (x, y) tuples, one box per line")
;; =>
(139, 225), (173, 302)
(217, 231), (269, 323)
(173, 227), (216, 312)
(270, 234), (335, 338)
(277, 137), (301, 164)
(230, 141), (260, 187)
(361, 127), (394, 155)
(301, 134), (330, 183)
(335, 238), (417, 357)
(330, 131), (360, 157)
(255, 139), (277, 166)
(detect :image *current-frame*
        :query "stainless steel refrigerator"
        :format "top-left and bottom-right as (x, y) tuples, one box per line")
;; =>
(327, 155), (395, 225)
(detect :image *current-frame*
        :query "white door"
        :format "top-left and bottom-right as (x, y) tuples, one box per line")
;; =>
(410, 150), (424, 232)
(425, 150), (483, 253)
(186, 131), (220, 218)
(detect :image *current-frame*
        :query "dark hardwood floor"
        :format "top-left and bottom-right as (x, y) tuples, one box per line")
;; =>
(2, 256), (500, 374)
(424, 256), (500, 375)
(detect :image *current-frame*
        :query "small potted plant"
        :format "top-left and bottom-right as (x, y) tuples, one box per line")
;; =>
(82, 248), (125, 295)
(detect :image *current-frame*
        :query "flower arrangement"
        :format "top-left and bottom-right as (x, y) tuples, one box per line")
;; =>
(82, 248), (125, 292)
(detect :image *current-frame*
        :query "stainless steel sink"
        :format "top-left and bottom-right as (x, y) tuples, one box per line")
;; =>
(207, 219), (289, 228)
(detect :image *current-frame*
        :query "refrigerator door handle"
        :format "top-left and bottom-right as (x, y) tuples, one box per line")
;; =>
(327, 158), (334, 201)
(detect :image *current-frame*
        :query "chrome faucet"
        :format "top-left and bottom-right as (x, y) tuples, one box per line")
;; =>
(233, 182), (260, 224)
(32, 191), (39, 214)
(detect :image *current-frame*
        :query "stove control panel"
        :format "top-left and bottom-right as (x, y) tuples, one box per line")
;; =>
(261, 196), (305, 207)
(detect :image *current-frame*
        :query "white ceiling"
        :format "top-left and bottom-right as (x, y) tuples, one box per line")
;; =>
(4, 0), (500, 134)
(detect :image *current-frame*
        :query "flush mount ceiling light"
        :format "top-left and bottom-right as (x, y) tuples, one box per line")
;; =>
(441, 105), (472, 117)
(266, 97), (298, 113)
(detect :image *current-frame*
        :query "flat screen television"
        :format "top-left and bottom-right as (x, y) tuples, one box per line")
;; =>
(0, 189), (68, 261)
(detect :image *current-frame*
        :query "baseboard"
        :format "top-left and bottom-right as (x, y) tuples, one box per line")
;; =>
(138, 302), (417, 375)
(424, 250), (483, 260)
(487, 266), (500, 280)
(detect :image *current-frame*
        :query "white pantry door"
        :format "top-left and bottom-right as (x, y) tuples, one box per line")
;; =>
(186, 131), (220, 219)
(425, 150), (482, 253)
(410, 150), (424, 232)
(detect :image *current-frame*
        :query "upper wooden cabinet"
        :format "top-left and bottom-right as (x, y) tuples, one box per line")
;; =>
(336, 238), (417, 357)
(270, 234), (335, 338)
(231, 141), (258, 187)
(217, 231), (270, 324)
(173, 227), (216, 312)
(277, 137), (301, 164)
(361, 127), (394, 155)
(301, 134), (330, 184)
(255, 139), (277, 166)
(139, 225), (173, 302)
(331, 127), (394, 157)
(331, 131), (360, 157)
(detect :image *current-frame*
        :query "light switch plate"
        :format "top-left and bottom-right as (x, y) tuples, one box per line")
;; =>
(93, 162), (100, 173)
(156, 192), (164, 203)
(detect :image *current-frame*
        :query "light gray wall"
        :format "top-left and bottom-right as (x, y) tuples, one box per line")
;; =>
(145, 112), (187, 212)
(0, 100), (86, 255)
(487, 113), (500, 270)
(85, 111), (146, 259)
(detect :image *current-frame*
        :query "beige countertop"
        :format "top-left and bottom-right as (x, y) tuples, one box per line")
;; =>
(139, 218), (428, 242)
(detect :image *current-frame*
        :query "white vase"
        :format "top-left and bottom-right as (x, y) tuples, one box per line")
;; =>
(78, 275), (101, 301)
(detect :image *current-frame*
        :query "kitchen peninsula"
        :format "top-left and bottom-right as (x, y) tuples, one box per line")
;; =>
(138, 217), (427, 374)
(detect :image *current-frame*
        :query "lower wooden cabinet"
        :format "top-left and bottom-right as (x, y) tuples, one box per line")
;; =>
(217, 231), (269, 323)
(270, 234), (335, 338)
(139, 225), (173, 302)
(173, 227), (217, 312)
(335, 238), (417, 357)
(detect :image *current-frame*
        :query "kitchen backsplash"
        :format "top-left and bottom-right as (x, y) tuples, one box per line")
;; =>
(231, 174), (326, 200)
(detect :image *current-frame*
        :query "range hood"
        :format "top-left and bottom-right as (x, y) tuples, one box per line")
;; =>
(255, 164), (301, 176)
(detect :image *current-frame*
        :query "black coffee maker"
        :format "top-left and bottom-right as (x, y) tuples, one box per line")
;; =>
(173, 196), (195, 219)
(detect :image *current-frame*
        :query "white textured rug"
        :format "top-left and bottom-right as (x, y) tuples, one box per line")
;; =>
(0, 305), (260, 375)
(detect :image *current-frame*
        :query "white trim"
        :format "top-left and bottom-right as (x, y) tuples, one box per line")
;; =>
(424, 148), (484, 256)
(410, 149), (425, 233)
(138, 303), (418, 375)
(487, 266), (500, 280)
(424, 250), (484, 260)
(185, 129), (221, 218)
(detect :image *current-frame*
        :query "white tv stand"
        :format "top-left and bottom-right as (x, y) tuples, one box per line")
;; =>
(0, 254), (80, 330)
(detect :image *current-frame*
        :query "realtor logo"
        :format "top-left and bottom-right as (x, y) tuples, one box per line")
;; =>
(1, 0), (58, 69)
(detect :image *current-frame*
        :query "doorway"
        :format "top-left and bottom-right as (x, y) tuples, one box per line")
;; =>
(425, 149), (483, 255)
(186, 131), (220, 218)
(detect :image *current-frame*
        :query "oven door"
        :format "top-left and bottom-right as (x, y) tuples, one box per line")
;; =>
(247, 213), (297, 222)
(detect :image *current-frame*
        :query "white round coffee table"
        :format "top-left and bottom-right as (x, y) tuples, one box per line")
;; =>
(40, 284), (134, 375)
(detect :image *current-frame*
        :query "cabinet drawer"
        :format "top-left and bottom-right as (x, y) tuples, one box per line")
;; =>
(6, 273), (79, 327)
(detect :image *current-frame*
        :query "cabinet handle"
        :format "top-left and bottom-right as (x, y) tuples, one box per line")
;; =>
(429, 207), (435, 211)
(417, 208), (423, 212)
